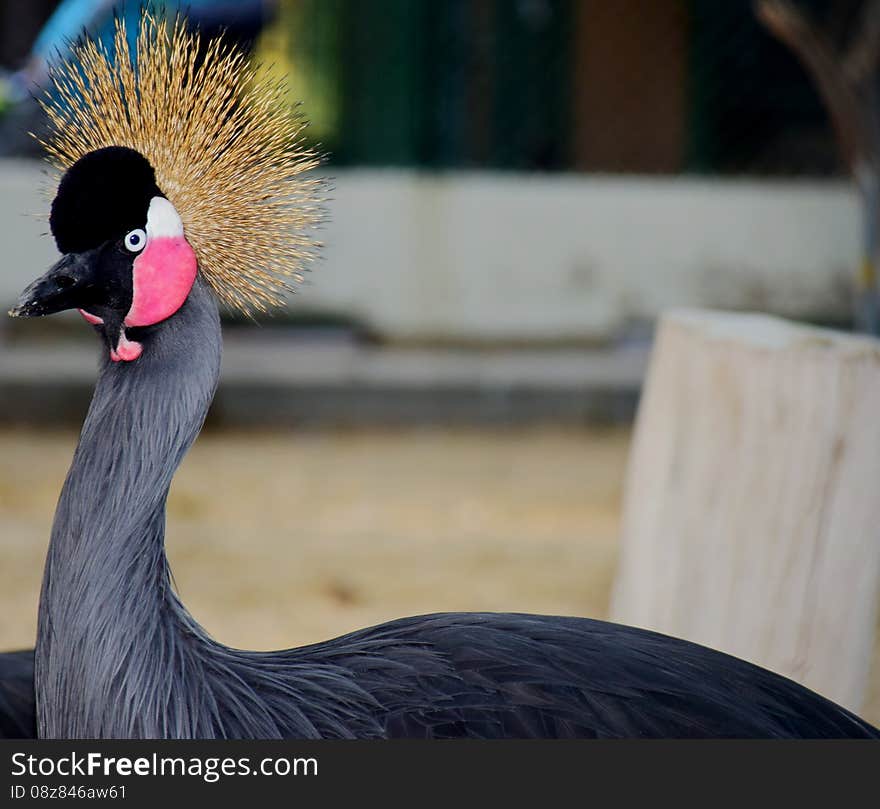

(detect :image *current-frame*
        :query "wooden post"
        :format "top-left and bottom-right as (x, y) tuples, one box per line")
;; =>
(611, 309), (880, 711)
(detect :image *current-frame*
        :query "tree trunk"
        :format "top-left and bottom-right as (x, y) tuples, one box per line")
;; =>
(757, 0), (880, 333)
(611, 309), (880, 711)
(856, 163), (880, 334)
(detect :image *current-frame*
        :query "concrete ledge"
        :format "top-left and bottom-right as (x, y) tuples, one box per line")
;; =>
(0, 332), (647, 426)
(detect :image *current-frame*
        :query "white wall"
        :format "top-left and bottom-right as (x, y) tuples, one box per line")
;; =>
(0, 161), (860, 341)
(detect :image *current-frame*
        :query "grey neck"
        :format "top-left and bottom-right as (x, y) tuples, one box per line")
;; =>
(35, 276), (222, 738)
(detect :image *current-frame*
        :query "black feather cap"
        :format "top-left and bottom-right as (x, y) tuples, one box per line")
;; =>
(49, 146), (162, 255)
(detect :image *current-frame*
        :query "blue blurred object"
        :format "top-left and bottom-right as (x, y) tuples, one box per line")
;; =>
(0, 0), (277, 156)
(31, 0), (124, 67)
(33, 0), (275, 64)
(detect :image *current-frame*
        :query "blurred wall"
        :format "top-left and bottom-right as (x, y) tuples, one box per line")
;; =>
(277, 0), (839, 177)
(0, 160), (857, 342)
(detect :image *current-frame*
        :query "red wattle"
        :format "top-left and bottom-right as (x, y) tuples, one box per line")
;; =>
(109, 329), (143, 362)
(78, 309), (103, 325)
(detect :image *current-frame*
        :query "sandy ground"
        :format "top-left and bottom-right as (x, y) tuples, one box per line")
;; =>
(1, 426), (877, 726)
(0, 426), (625, 648)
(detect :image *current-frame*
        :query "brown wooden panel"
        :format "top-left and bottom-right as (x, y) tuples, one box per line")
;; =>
(573, 0), (688, 173)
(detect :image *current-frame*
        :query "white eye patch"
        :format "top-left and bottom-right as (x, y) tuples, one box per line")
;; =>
(145, 196), (184, 240)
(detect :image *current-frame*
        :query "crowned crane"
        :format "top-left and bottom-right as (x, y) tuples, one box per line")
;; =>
(5, 13), (879, 739)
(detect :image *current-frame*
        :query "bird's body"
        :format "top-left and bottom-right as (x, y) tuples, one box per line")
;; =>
(43, 609), (880, 740)
(8, 12), (879, 740)
(26, 276), (879, 739)
(208, 612), (880, 738)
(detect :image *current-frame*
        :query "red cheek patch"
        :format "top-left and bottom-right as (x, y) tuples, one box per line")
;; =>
(125, 236), (197, 328)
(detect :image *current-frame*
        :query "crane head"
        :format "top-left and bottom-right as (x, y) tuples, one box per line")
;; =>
(8, 10), (323, 353)
(11, 146), (197, 362)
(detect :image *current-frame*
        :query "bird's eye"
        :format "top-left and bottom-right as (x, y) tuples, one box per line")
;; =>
(124, 228), (147, 252)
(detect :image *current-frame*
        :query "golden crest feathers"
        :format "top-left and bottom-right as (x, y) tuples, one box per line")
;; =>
(39, 11), (323, 314)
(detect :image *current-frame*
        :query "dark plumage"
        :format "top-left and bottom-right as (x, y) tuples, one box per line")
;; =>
(0, 651), (35, 738)
(234, 612), (879, 739)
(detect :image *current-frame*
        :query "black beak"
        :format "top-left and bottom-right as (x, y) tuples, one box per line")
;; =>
(9, 249), (100, 318)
